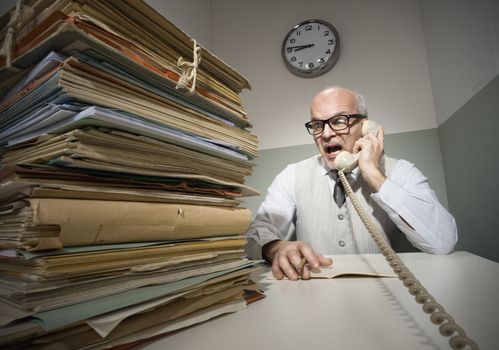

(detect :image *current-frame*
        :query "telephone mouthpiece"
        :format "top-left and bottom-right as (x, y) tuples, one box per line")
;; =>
(334, 151), (359, 172)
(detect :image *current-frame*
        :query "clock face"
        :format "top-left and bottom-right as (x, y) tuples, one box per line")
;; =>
(282, 19), (340, 77)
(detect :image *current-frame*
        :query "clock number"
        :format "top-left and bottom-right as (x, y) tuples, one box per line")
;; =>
(290, 38), (296, 44)
(296, 30), (301, 36)
(326, 49), (332, 55)
(291, 56), (297, 62)
(323, 30), (330, 36)
(328, 39), (335, 45)
(299, 62), (304, 67)
(287, 48), (292, 53)
(308, 62), (314, 69)
(305, 25), (312, 31)
(318, 58), (325, 63)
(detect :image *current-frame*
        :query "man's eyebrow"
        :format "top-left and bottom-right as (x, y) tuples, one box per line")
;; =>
(312, 111), (349, 120)
(331, 111), (349, 117)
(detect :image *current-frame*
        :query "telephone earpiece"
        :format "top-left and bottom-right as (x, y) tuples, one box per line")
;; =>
(333, 120), (379, 172)
(361, 119), (379, 136)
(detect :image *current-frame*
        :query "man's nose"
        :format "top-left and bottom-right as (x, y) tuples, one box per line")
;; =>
(322, 123), (337, 138)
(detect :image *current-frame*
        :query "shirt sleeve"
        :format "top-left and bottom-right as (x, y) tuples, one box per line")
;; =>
(371, 159), (457, 254)
(244, 164), (297, 260)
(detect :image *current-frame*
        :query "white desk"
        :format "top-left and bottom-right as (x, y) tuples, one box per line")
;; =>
(143, 252), (499, 350)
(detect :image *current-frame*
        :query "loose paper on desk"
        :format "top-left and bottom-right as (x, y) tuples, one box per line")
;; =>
(267, 254), (397, 279)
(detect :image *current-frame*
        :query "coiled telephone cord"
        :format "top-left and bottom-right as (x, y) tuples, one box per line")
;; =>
(338, 170), (479, 350)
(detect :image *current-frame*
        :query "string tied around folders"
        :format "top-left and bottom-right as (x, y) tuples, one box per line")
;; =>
(0, 0), (34, 72)
(175, 39), (202, 95)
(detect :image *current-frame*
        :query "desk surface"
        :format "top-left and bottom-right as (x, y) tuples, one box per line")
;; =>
(142, 252), (499, 350)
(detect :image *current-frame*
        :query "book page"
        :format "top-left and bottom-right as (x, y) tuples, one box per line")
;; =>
(267, 254), (396, 279)
(310, 254), (396, 278)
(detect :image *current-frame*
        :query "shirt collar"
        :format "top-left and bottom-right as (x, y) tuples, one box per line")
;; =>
(318, 155), (361, 181)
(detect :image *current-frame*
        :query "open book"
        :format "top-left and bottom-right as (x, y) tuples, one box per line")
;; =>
(268, 254), (397, 279)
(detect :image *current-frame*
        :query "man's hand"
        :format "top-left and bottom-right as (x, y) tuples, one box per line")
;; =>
(263, 240), (333, 280)
(354, 125), (386, 192)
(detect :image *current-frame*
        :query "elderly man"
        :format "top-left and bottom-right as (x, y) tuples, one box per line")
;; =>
(245, 86), (457, 280)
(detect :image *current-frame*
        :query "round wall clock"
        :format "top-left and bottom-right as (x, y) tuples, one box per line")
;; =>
(281, 19), (341, 77)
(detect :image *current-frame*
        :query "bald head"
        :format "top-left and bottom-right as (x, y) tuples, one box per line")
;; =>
(311, 86), (367, 117)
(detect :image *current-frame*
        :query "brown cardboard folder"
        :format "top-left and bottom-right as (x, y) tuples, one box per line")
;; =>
(0, 198), (251, 250)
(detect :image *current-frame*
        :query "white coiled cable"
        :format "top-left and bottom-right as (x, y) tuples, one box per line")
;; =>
(338, 170), (478, 350)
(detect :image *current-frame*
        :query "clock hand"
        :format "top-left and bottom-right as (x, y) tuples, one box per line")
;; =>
(287, 44), (315, 51)
(293, 44), (315, 52)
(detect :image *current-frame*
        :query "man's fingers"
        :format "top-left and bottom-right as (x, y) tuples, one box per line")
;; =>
(288, 250), (304, 270)
(298, 244), (321, 269)
(271, 259), (284, 280)
(268, 241), (328, 281)
(378, 125), (384, 142)
(277, 254), (300, 280)
(301, 265), (312, 280)
(353, 141), (360, 153)
(318, 255), (333, 266)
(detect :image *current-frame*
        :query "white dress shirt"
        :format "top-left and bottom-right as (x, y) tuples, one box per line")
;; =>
(245, 155), (457, 260)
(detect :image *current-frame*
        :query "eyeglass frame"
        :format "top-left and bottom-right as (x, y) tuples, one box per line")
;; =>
(304, 114), (367, 135)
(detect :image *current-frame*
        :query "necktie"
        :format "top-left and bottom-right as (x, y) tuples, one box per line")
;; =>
(333, 177), (346, 208)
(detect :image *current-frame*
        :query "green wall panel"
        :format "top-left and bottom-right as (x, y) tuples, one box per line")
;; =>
(438, 75), (499, 262)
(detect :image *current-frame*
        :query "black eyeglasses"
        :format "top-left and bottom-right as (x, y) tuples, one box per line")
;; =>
(305, 114), (366, 135)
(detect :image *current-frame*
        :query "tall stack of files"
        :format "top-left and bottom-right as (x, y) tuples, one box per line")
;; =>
(0, 0), (263, 349)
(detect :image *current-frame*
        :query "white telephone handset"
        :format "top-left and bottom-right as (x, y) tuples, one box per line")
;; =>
(333, 120), (379, 172)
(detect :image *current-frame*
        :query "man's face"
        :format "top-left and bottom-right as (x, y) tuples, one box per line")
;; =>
(310, 88), (364, 170)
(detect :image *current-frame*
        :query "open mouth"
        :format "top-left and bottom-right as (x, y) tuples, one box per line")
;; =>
(324, 144), (343, 158)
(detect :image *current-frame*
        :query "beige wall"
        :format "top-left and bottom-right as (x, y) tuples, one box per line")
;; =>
(212, 0), (437, 150)
(145, 0), (214, 51)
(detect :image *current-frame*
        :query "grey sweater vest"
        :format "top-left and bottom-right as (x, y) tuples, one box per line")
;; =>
(294, 155), (416, 255)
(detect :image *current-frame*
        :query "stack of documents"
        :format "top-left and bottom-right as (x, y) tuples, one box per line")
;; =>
(0, 0), (262, 348)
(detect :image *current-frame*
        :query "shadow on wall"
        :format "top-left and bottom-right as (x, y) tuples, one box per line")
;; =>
(438, 75), (499, 263)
